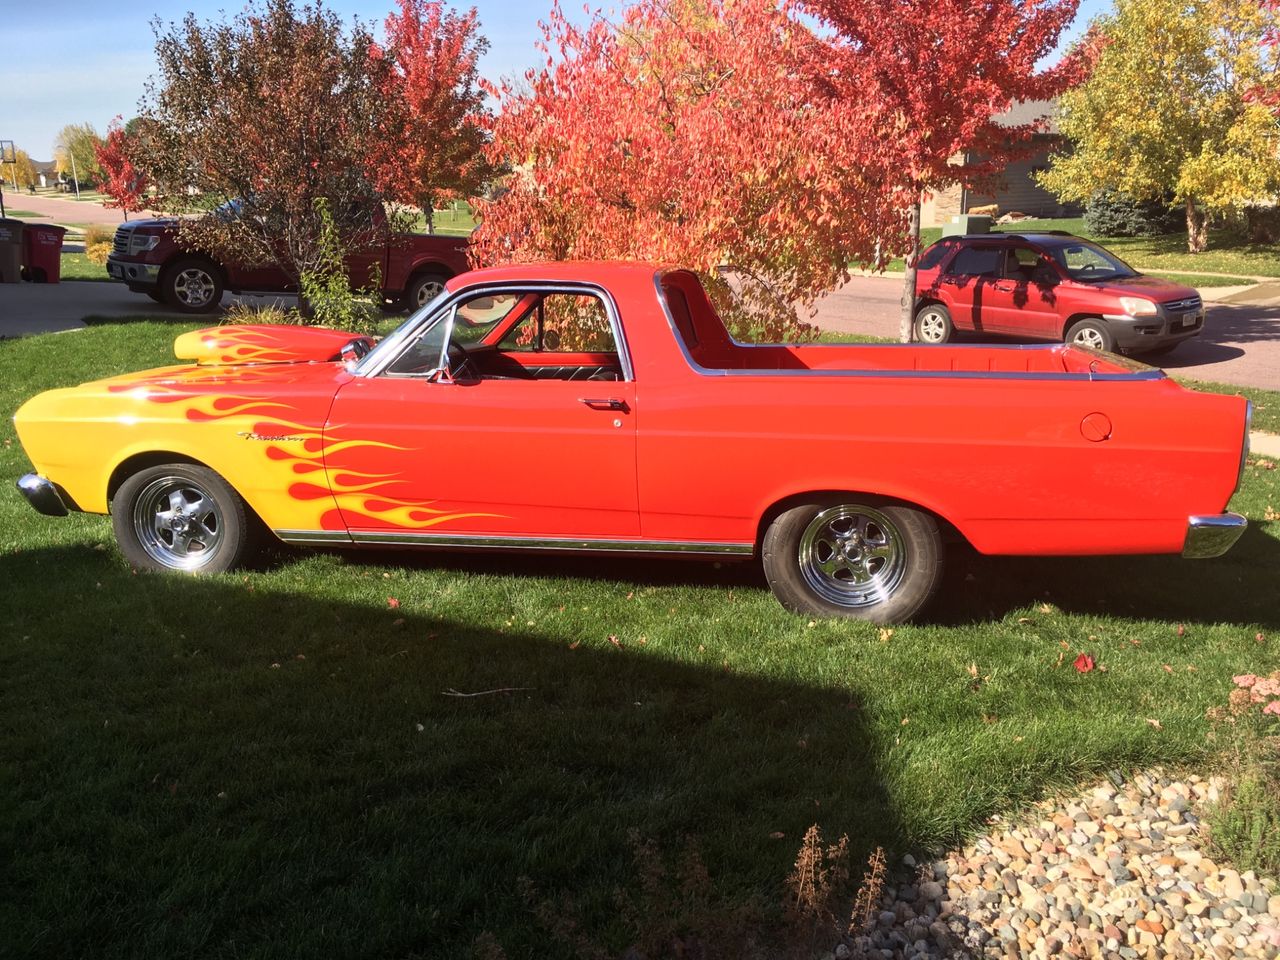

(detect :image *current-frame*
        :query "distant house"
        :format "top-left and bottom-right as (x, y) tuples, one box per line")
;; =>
(920, 100), (1081, 227)
(33, 160), (58, 189)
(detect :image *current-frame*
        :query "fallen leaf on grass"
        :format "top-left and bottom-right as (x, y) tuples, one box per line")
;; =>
(1017, 617), (1033, 625)
(1175, 623), (1185, 637)
(387, 597), (400, 609)
(769, 831), (786, 839)
(1145, 718), (1163, 730)
(967, 663), (979, 678)
(608, 635), (622, 648)
(568, 640), (580, 650)
(1163, 664), (1173, 673)
(1074, 653), (1096, 673)
(1039, 603), (1056, 614)
(879, 628), (894, 643)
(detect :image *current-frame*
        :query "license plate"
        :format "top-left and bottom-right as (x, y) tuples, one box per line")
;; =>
(1180, 314), (1196, 327)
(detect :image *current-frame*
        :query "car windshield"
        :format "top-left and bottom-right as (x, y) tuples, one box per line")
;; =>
(354, 286), (454, 375)
(1050, 242), (1138, 282)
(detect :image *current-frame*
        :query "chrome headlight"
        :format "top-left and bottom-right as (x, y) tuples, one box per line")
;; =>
(1118, 296), (1158, 317)
(128, 234), (160, 255)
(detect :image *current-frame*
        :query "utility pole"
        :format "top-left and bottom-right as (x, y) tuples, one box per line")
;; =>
(69, 150), (81, 199)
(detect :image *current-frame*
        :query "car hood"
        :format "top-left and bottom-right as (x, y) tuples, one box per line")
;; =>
(1093, 275), (1199, 302)
(173, 324), (375, 366)
(116, 217), (179, 233)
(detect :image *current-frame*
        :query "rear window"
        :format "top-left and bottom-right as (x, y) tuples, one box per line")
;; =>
(917, 240), (955, 271)
(948, 246), (1003, 277)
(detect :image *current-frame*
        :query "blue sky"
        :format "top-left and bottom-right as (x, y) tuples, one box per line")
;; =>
(0, 0), (1112, 161)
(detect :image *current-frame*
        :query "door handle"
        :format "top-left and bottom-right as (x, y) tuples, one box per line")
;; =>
(578, 397), (628, 411)
(993, 282), (1014, 293)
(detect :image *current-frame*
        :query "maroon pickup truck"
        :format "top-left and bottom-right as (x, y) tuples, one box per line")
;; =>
(106, 217), (471, 315)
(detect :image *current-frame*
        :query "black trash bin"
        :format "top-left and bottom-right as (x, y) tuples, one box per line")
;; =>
(0, 219), (23, 283)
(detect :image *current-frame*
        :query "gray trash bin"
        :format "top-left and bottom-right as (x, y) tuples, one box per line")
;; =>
(0, 219), (23, 283)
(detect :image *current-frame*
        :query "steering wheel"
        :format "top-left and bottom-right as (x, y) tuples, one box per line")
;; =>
(447, 342), (478, 381)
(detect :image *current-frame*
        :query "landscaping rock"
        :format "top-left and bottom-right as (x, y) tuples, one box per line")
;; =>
(838, 771), (1280, 959)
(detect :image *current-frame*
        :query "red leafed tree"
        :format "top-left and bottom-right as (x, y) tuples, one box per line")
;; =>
(471, 0), (916, 340)
(372, 0), (494, 233)
(801, 0), (1086, 339)
(94, 118), (149, 220)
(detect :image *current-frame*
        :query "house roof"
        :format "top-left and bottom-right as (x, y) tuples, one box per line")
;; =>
(993, 100), (1059, 134)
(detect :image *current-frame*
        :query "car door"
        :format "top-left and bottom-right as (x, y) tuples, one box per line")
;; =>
(940, 244), (1006, 333)
(989, 245), (1063, 339)
(322, 288), (640, 544)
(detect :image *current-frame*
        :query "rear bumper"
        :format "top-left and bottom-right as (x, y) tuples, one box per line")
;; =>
(16, 474), (70, 517)
(1182, 512), (1247, 558)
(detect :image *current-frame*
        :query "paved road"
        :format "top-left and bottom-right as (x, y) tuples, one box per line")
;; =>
(2, 275), (1279, 393)
(814, 275), (1280, 392)
(0, 191), (155, 228)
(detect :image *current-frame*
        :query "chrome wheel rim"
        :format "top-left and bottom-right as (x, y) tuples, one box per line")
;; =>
(1072, 326), (1107, 351)
(415, 279), (446, 307)
(798, 505), (906, 609)
(132, 476), (224, 571)
(917, 308), (948, 344)
(173, 268), (217, 308)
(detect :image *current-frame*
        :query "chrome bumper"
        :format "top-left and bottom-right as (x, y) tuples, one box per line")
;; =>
(1182, 512), (1247, 559)
(16, 473), (69, 517)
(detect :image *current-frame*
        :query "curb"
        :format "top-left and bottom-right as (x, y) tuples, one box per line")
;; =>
(1252, 431), (1280, 459)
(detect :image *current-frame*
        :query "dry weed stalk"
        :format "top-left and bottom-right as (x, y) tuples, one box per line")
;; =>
(847, 846), (886, 936)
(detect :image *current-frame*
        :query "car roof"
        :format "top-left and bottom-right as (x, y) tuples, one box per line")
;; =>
(942, 232), (1090, 247)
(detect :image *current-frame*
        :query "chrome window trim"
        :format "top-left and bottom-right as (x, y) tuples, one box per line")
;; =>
(356, 281), (634, 382)
(651, 272), (1166, 382)
(275, 529), (751, 556)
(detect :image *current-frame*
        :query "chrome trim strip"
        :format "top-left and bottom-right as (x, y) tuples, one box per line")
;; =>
(16, 473), (69, 518)
(1235, 400), (1253, 495)
(1182, 513), (1247, 559)
(276, 529), (753, 556)
(356, 281), (635, 383)
(650, 271), (1166, 382)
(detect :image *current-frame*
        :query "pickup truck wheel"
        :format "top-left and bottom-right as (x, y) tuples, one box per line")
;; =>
(112, 464), (258, 574)
(145, 289), (165, 303)
(914, 304), (952, 344)
(762, 498), (943, 623)
(1066, 318), (1115, 353)
(406, 272), (449, 311)
(162, 257), (224, 314)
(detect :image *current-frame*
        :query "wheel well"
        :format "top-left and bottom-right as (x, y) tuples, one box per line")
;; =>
(107, 452), (208, 505)
(914, 297), (944, 317)
(755, 490), (968, 551)
(1062, 313), (1105, 338)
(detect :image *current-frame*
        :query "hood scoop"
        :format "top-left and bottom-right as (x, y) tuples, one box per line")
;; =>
(173, 324), (375, 366)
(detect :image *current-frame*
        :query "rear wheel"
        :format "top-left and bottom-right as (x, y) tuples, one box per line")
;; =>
(1066, 318), (1115, 353)
(405, 271), (450, 312)
(914, 303), (953, 344)
(762, 497), (943, 623)
(112, 464), (260, 574)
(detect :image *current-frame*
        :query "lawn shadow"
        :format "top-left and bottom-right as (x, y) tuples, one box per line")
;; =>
(0, 543), (899, 959)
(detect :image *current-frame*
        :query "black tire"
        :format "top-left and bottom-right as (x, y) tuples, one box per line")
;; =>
(762, 497), (944, 623)
(145, 289), (166, 303)
(913, 303), (953, 344)
(404, 271), (450, 312)
(111, 464), (260, 574)
(161, 257), (225, 314)
(1065, 318), (1115, 353)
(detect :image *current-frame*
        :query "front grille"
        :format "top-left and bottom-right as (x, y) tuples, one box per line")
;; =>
(112, 227), (129, 256)
(1162, 295), (1202, 312)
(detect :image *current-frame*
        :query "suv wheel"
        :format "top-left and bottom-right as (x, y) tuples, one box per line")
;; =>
(914, 304), (953, 344)
(1066, 318), (1115, 353)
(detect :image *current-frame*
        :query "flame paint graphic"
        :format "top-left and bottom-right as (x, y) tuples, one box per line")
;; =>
(118, 372), (502, 533)
(172, 325), (370, 366)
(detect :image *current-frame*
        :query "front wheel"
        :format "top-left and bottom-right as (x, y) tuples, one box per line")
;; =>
(1066, 318), (1115, 353)
(161, 257), (224, 314)
(112, 464), (260, 574)
(914, 304), (953, 344)
(404, 271), (450, 312)
(762, 498), (943, 622)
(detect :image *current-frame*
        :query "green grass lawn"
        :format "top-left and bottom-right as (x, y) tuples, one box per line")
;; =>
(60, 250), (111, 281)
(2, 322), (1278, 958)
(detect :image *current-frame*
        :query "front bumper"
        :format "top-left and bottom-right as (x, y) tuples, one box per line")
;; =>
(106, 255), (162, 286)
(1104, 309), (1205, 350)
(16, 474), (70, 517)
(1182, 512), (1247, 558)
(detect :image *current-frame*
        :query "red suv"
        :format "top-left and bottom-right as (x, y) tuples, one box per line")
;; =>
(913, 232), (1204, 356)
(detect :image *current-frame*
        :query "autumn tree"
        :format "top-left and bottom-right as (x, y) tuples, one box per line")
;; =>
(136, 0), (400, 292)
(94, 119), (149, 219)
(1039, 0), (1280, 252)
(372, 0), (495, 233)
(54, 122), (104, 188)
(473, 0), (914, 340)
(3, 148), (37, 189)
(801, 0), (1085, 340)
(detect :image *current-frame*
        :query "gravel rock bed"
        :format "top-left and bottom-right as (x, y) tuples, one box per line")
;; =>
(843, 772), (1280, 959)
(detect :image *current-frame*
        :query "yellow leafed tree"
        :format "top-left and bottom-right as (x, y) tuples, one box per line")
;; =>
(1039, 0), (1280, 252)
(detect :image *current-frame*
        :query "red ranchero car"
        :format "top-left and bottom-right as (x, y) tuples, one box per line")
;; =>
(913, 233), (1205, 356)
(15, 262), (1251, 623)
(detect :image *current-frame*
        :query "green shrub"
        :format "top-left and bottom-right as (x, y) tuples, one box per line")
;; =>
(1206, 760), (1280, 879)
(1084, 191), (1183, 238)
(297, 197), (382, 335)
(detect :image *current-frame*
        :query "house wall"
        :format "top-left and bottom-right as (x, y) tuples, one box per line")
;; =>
(920, 140), (1081, 227)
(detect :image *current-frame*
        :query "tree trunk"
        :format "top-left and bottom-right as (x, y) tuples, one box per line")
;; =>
(1185, 196), (1207, 254)
(898, 199), (921, 343)
(423, 197), (435, 235)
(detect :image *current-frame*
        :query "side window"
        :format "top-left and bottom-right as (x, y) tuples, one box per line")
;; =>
(917, 239), (955, 271)
(1002, 246), (1041, 281)
(498, 294), (615, 353)
(385, 292), (523, 375)
(948, 246), (1003, 277)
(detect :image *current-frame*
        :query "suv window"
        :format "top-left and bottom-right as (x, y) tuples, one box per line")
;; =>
(948, 246), (1003, 277)
(917, 239), (956, 271)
